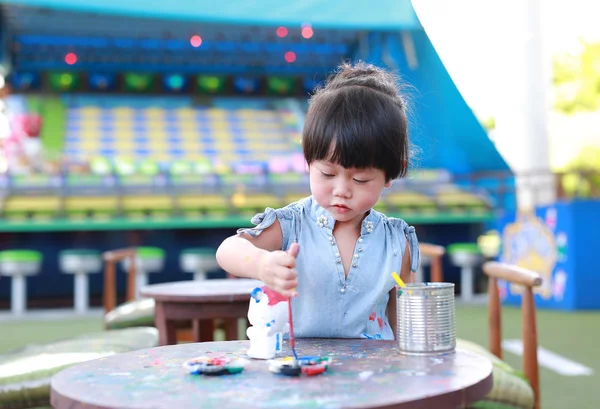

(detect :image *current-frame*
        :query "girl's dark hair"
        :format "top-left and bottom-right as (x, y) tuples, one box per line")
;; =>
(302, 62), (410, 181)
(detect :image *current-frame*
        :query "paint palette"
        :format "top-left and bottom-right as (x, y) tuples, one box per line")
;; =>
(183, 356), (250, 376)
(268, 356), (332, 377)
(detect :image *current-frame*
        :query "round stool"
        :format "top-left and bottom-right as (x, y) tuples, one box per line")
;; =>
(179, 248), (218, 281)
(447, 243), (482, 301)
(59, 249), (102, 314)
(0, 250), (42, 315)
(122, 247), (165, 299)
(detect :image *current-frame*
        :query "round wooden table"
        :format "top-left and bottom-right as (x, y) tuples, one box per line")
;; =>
(140, 279), (262, 345)
(51, 339), (493, 409)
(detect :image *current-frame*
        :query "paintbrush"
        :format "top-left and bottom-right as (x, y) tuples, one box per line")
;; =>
(288, 296), (298, 360)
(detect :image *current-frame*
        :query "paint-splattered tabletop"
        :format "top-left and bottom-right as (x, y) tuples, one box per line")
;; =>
(51, 339), (493, 409)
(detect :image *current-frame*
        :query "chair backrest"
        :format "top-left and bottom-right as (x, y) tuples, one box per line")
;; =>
(102, 248), (137, 318)
(419, 243), (445, 282)
(483, 261), (542, 409)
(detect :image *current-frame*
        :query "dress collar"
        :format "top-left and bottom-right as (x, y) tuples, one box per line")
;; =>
(308, 196), (380, 235)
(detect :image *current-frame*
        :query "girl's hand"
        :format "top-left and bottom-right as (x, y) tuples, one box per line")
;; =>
(257, 243), (299, 298)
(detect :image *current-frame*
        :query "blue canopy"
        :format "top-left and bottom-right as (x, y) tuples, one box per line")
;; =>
(1, 0), (421, 29)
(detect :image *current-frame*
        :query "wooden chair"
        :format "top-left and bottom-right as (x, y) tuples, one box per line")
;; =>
(103, 248), (137, 315)
(483, 261), (542, 409)
(419, 243), (445, 282)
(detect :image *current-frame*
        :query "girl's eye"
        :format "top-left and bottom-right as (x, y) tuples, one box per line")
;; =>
(353, 179), (368, 184)
(320, 171), (334, 178)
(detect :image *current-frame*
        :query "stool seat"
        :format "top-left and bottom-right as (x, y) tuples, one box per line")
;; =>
(122, 247), (165, 299)
(448, 243), (481, 267)
(0, 250), (43, 315)
(180, 248), (217, 281)
(59, 249), (102, 274)
(0, 250), (42, 276)
(123, 247), (165, 272)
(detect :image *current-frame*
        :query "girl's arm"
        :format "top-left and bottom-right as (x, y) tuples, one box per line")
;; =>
(216, 219), (283, 280)
(387, 244), (413, 330)
(399, 244), (414, 284)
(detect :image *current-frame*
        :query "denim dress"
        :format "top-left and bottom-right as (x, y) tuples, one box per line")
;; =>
(238, 196), (420, 340)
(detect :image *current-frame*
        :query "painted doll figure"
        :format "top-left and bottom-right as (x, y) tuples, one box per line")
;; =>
(246, 286), (289, 359)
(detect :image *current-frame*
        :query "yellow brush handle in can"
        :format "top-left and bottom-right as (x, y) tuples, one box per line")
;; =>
(391, 272), (406, 288)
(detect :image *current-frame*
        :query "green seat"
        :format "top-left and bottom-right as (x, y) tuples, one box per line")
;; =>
(448, 243), (482, 301)
(0, 250), (43, 315)
(459, 339), (534, 409)
(138, 159), (160, 176)
(89, 156), (113, 176)
(169, 160), (192, 177)
(0, 327), (158, 409)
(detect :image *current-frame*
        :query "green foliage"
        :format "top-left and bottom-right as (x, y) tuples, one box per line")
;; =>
(561, 146), (600, 198)
(553, 42), (600, 113)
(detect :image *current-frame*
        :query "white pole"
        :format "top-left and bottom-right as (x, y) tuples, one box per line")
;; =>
(495, 0), (555, 210)
(136, 273), (148, 299)
(74, 272), (89, 314)
(11, 275), (26, 315)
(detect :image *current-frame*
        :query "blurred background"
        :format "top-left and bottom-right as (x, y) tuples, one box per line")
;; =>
(0, 1), (598, 408)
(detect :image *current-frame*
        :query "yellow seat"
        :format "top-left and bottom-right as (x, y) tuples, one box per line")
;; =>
(3, 196), (61, 213)
(176, 195), (229, 212)
(121, 195), (172, 212)
(64, 196), (119, 218)
(386, 191), (436, 207)
(435, 191), (489, 207)
(282, 194), (308, 204)
(231, 194), (281, 210)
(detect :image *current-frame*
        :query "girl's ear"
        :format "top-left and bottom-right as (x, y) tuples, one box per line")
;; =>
(305, 163), (310, 172)
(384, 179), (394, 188)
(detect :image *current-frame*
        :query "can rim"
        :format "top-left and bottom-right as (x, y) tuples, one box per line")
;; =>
(399, 282), (455, 290)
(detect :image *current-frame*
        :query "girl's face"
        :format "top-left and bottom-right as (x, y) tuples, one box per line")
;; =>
(308, 160), (391, 226)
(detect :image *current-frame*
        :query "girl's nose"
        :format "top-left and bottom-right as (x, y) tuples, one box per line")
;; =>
(333, 179), (352, 198)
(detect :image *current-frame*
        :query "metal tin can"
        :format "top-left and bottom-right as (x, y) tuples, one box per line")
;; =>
(396, 282), (456, 355)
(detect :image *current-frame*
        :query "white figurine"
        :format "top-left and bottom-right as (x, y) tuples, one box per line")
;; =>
(246, 286), (289, 359)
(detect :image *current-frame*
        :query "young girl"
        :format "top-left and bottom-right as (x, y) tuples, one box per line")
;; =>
(216, 62), (420, 340)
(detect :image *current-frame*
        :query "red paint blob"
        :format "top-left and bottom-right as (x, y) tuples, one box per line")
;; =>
(262, 286), (288, 305)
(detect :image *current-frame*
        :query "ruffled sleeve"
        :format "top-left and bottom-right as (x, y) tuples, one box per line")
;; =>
(388, 218), (421, 273)
(236, 206), (298, 251)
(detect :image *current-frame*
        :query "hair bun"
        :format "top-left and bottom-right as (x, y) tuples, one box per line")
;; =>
(325, 61), (400, 98)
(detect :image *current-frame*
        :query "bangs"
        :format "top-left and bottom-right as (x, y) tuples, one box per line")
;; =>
(302, 85), (407, 179)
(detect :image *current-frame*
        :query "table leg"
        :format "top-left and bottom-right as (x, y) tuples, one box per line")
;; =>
(192, 319), (214, 342)
(155, 301), (177, 346)
(225, 318), (238, 340)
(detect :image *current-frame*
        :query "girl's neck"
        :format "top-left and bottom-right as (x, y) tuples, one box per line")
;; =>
(332, 211), (369, 234)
